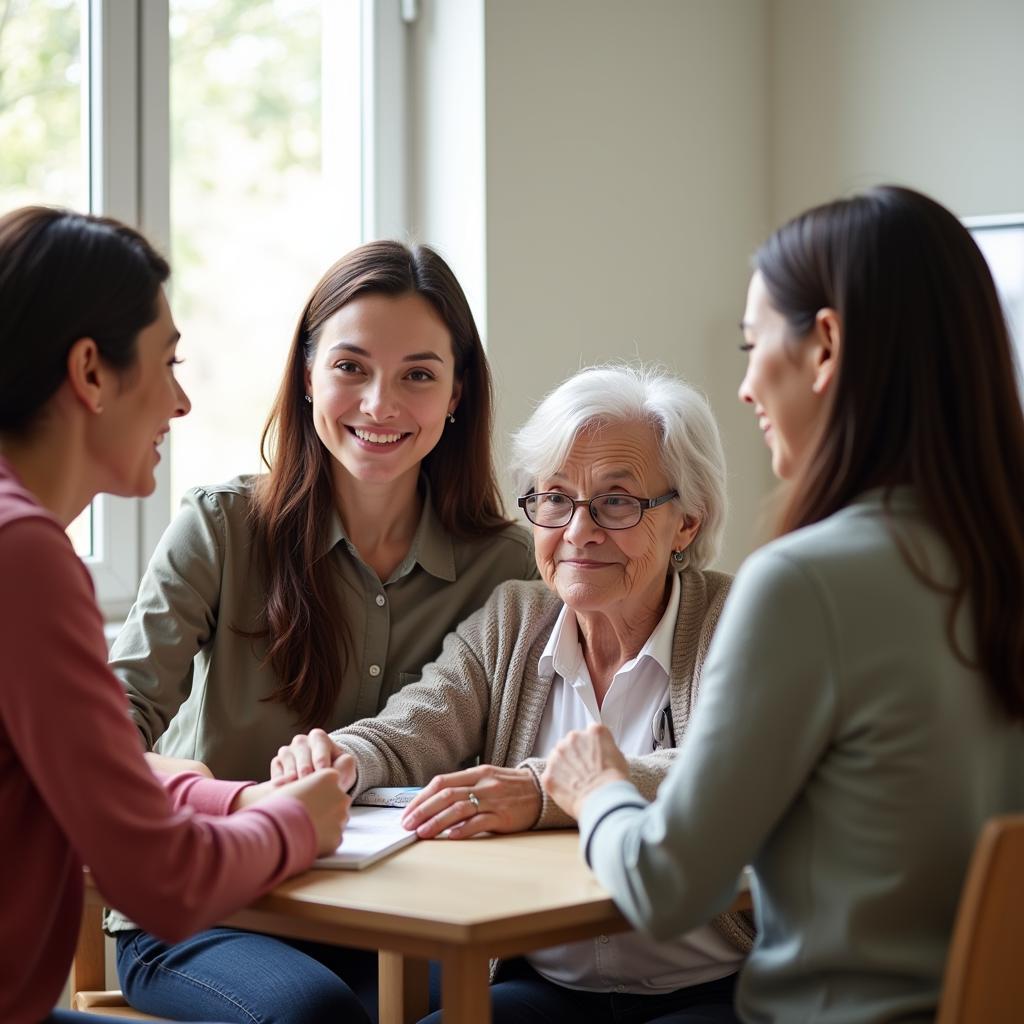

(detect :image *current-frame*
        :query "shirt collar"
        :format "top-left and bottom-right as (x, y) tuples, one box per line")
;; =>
(538, 571), (680, 682)
(538, 602), (581, 682)
(318, 475), (457, 582)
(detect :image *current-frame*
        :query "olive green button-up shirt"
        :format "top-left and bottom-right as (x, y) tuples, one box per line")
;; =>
(110, 475), (538, 783)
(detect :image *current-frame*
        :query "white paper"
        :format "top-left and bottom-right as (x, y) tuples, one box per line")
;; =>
(312, 806), (418, 870)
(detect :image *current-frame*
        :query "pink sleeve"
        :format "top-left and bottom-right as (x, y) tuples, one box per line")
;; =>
(0, 518), (317, 942)
(159, 771), (251, 815)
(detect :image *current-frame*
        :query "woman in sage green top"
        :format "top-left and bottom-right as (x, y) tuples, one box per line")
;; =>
(111, 474), (534, 782)
(544, 187), (1024, 1024)
(110, 241), (536, 1024)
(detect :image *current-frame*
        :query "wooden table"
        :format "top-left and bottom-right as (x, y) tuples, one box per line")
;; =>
(224, 829), (637, 1024)
(84, 830), (751, 1024)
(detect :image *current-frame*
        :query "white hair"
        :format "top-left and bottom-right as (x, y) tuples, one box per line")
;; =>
(510, 363), (727, 570)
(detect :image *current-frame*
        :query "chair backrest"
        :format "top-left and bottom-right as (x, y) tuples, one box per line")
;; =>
(936, 813), (1024, 1024)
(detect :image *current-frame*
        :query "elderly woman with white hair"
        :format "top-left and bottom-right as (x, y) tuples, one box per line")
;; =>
(272, 364), (753, 1023)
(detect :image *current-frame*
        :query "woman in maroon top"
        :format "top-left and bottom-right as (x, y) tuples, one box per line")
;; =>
(0, 206), (353, 1024)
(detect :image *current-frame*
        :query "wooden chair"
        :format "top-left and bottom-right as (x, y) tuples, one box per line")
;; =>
(936, 813), (1024, 1023)
(70, 901), (162, 1019)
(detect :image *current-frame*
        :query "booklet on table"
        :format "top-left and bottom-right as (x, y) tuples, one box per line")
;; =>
(313, 805), (418, 870)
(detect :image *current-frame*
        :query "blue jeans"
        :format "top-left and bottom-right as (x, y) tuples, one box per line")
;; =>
(116, 927), (378, 1024)
(418, 958), (740, 1024)
(44, 1013), (222, 1023)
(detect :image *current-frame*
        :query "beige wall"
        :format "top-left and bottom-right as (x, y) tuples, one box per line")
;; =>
(770, 0), (1024, 222)
(411, 0), (1024, 572)
(483, 0), (774, 571)
(413, 0), (774, 571)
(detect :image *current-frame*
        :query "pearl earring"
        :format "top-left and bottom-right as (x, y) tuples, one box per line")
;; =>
(304, 394), (312, 404)
(447, 412), (455, 424)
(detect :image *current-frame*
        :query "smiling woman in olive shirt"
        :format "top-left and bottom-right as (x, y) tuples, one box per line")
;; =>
(109, 242), (536, 1024)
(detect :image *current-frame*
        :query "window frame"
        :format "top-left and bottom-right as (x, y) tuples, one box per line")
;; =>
(965, 212), (1024, 393)
(83, 0), (170, 617)
(84, 0), (409, 617)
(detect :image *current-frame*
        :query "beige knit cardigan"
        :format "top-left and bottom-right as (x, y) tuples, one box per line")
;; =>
(333, 571), (755, 954)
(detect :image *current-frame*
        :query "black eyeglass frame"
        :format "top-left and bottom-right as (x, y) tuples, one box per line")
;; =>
(516, 489), (679, 530)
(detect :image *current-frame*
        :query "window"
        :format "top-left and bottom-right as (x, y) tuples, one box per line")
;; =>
(167, 0), (362, 500)
(967, 215), (1024, 393)
(0, 0), (90, 553)
(1, 0), (409, 616)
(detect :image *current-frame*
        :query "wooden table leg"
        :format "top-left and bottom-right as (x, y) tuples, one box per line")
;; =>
(440, 947), (491, 1024)
(379, 951), (429, 1024)
(71, 902), (106, 997)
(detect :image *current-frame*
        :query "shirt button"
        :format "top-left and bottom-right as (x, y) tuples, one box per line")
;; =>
(375, 594), (386, 607)
(368, 664), (381, 677)
(599, 935), (609, 944)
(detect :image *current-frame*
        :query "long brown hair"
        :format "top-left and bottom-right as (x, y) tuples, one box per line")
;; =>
(248, 241), (510, 728)
(755, 185), (1024, 720)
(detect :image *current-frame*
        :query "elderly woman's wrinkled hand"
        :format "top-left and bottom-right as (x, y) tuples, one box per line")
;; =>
(401, 764), (542, 839)
(542, 724), (630, 821)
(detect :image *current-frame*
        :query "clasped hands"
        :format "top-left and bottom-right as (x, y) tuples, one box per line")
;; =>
(146, 720), (632, 853)
(269, 722), (633, 836)
(270, 728), (543, 839)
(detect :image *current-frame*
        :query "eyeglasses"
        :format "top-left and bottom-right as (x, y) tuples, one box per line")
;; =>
(517, 489), (679, 530)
